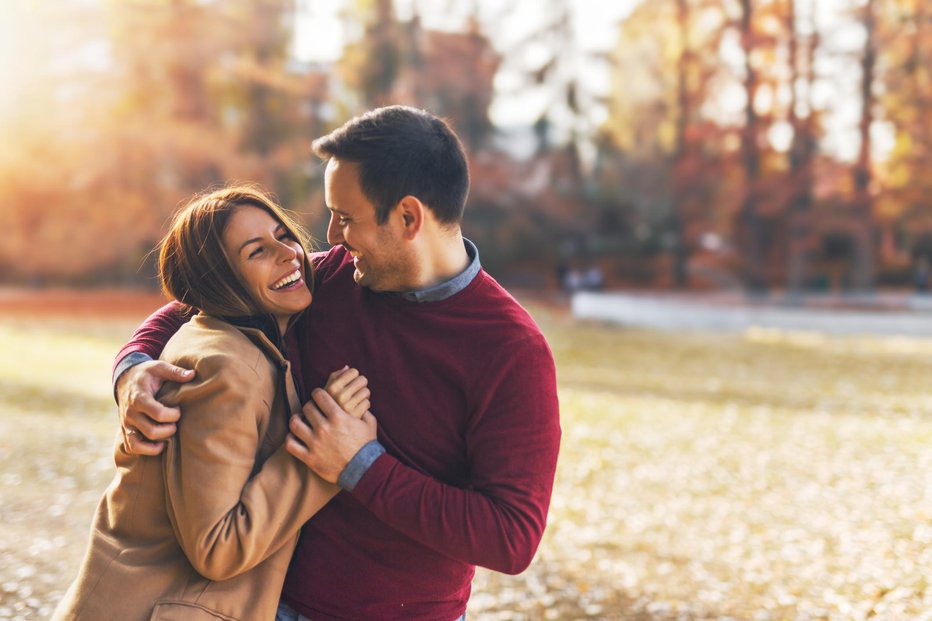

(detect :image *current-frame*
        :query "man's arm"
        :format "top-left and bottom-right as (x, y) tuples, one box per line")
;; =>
(288, 334), (562, 575)
(114, 301), (194, 455)
(113, 301), (192, 376)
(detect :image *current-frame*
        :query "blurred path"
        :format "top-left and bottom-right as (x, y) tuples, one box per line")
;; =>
(572, 291), (932, 337)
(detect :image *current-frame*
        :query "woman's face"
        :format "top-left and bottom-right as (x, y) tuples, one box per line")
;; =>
(221, 205), (312, 330)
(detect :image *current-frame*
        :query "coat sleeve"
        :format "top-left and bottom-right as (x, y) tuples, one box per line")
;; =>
(159, 351), (338, 582)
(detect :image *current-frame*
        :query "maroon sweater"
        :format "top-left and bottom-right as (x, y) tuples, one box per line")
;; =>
(115, 246), (561, 621)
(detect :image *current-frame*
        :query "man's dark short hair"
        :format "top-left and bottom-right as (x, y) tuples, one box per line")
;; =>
(312, 106), (470, 225)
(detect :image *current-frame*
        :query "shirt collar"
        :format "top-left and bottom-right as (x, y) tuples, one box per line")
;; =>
(398, 238), (481, 303)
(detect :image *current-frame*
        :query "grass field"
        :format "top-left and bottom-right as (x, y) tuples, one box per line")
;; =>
(1, 295), (931, 620)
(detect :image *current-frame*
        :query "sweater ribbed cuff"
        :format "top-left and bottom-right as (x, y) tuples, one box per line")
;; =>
(112, 352), (154, 402)
(337, 440), (386, 492)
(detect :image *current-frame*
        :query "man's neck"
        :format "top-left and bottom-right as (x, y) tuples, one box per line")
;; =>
(410, 232), (469, 290)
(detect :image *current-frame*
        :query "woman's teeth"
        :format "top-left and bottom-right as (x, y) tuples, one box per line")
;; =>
(271, 270), (301, 290)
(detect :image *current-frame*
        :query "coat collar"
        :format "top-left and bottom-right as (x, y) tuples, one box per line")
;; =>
(220, 313), (283, 351)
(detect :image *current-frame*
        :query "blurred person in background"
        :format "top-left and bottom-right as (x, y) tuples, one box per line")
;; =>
(914, 256), (930, 293)
(55, 186), (372, 621)
(111, 106), (562, 621)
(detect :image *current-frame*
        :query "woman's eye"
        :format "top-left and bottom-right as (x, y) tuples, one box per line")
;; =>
(248, 247), (263, 258)
(277, 232), (294, 242)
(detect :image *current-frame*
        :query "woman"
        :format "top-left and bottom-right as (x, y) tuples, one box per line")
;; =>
(54, 186), (370, 621)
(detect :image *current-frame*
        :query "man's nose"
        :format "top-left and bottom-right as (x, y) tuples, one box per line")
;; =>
(326, 215), (342, 246)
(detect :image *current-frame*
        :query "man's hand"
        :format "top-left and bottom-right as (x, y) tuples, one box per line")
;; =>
(323, 366), (370, 420)
(286, 389), (377, 484)
(116, 360), (194, 456)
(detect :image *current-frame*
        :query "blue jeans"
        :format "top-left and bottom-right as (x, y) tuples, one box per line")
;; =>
(276, 601), (466, 621)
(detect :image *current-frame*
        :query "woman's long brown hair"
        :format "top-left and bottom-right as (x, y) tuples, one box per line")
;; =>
(158, 185), (314, 318)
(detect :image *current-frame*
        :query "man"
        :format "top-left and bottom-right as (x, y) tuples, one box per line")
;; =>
(114, 106), (561, 621)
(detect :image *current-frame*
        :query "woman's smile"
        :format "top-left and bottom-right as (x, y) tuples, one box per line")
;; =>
(271, 269), (303, 291)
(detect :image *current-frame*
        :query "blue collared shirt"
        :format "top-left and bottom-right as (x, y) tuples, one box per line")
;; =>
(396, 238), (481, 303)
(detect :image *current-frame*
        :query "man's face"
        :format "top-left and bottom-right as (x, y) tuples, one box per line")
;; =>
(324, 158), (414, 292)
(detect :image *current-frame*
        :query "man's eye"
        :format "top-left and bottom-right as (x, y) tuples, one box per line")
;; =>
(338, 217), (350, 225)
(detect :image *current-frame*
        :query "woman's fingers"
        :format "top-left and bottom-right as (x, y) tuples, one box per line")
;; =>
(331, 375), (368, 404)
(324, 366), (357, 394)
(325, 370), (369, 413)
(339, 391), (370, 419)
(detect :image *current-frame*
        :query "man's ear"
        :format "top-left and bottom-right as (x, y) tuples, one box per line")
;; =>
(397, 195), (424, 240)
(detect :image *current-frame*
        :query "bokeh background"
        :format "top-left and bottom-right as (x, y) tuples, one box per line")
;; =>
(2, 0), (931, 291)
(1, 1), (932, 620)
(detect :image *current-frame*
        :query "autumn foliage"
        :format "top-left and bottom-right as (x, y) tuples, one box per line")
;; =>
(0, 0), (929, 291)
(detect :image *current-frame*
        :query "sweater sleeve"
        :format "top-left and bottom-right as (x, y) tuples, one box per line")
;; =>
(112, 301), (191, 376)
(349, 334), (561, 575)
(159, 351), (339, 582)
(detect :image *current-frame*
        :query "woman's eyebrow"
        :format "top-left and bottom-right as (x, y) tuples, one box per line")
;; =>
(238, 237), (263, 252)
(238, 223), (286, 252)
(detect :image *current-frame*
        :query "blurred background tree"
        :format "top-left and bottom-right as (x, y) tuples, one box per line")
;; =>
(0, 0), (928, 292)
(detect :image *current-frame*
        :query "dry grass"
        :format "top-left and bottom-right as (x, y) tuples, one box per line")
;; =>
(1, 300), (931, 620)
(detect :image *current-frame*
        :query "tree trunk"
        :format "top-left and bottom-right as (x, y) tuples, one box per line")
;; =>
(853, 0), (876, 291)
(785, 0), (817, 294)
(738, 0), (766, 293)
(672, 0), (690, 288)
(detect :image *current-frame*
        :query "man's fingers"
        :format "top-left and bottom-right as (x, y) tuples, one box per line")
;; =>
(311, 388), (344, 417)
(148, 360), (195, 383)
(301, 400), (327, 424)
(128, 415), (177, 443)
(131, 393), (182, 425)
(125, 396), (180, 443)
(285, 435), (311, 463)
(290, 415), (315, 444)
(362, 410), (378, 430)
(116, 360), (189, 457)
(124, 430), (166, 456)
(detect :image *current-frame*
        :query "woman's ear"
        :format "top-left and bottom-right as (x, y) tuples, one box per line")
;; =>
(397, 195), (424, 240)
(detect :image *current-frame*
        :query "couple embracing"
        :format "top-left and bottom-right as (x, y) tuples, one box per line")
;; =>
(54, 106), (561, 621)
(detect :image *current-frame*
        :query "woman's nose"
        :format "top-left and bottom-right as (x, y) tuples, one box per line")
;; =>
(276, 241), (298, 262)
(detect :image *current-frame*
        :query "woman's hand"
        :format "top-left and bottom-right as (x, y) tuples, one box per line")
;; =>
(322, 366), (370, 420)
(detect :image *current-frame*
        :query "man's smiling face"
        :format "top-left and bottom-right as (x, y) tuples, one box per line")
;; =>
(324, 158), (415, 292)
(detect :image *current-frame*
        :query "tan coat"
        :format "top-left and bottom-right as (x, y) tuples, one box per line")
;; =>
(54, 315), (337, 621)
